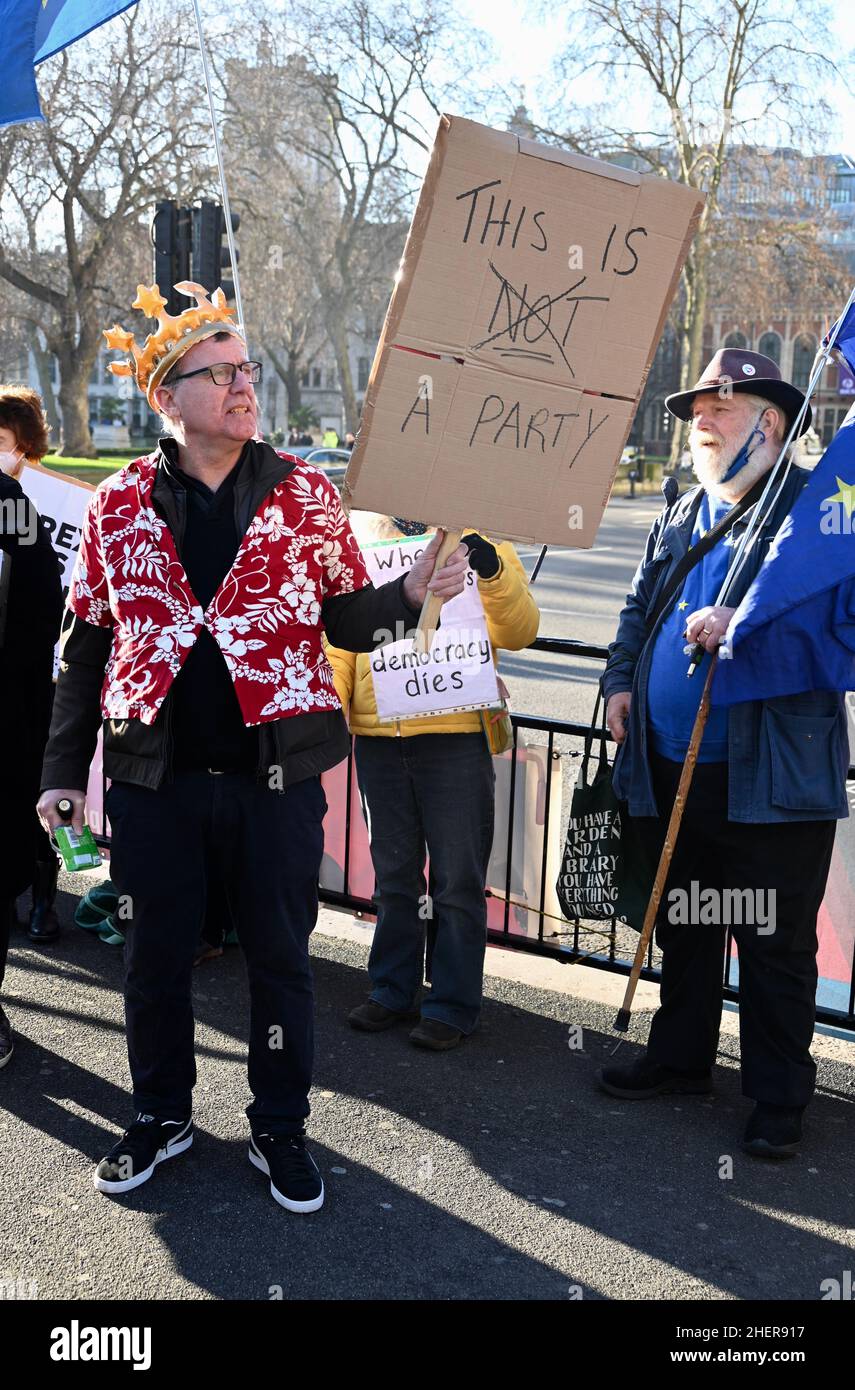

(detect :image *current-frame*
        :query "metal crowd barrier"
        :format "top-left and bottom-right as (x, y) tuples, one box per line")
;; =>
(92, 635), (855, 1033)
(321, 636), (855, 1035)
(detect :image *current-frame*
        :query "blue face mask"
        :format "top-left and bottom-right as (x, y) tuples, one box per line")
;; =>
(721, 411), (767, 483)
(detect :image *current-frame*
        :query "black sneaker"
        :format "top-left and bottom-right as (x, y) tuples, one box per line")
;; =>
(743, 1103), (803, 1160)
(93, 1115), (193, 1194)
(249, 1133), (324, 1213)
(0, 1005), (13, 1070)
(598, 1056), (712, 1099)
(348, 1000), (418, 1032)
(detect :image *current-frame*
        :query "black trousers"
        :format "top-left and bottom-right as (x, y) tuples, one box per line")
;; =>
(633, 755), (837, 1108)
(0, 900), (10, 993)
(106, 770), (327, 1134)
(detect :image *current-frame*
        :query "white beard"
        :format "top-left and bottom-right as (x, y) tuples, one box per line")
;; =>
(690, 438), (774, 503)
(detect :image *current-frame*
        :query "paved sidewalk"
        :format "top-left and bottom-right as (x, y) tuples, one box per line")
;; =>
(1, 877), (853, 1301)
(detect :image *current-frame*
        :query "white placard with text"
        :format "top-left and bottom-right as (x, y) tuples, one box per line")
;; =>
(362, 535), (499, 721)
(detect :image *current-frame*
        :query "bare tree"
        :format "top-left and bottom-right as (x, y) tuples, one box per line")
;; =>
(225, 0), (484, 432)
(0, 4), (213, 455)
(231, 188), (326, 417)
(539, 0), (845, 462)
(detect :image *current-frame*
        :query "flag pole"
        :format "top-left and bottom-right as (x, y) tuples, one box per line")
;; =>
(685, 281), (855, 675)
(190, 0), (245, 335)
(717, 282), (855, 602)
(616, 286), (855, 1026)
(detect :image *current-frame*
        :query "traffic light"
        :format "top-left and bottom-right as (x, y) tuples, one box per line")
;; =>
(192, 199), (240, 301)
(150, 200), (191, 315)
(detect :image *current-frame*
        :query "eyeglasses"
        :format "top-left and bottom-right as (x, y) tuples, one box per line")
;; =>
(169, 360), (263, 386)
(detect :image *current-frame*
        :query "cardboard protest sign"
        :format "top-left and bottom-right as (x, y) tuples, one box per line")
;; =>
(344, 116), (703, 546)
(361, 534), (498, 719)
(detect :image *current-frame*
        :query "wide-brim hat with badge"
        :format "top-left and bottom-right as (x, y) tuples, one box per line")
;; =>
(103, 282), (245, 406)
(665, 347), (812, 436)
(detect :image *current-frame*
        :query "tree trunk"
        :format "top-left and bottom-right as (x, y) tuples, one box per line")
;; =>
(265, 342), (304, 419)
(668, 241), (709, 469)
(27, 325), (61, 444)
(327, 317), (358, 433)
(686, 269), (708, 400)
(56, 348), (98, 457)
(286, 350), (302, 416)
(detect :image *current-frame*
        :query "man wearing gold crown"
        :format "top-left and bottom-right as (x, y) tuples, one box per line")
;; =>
(36, 282), (468, 1212)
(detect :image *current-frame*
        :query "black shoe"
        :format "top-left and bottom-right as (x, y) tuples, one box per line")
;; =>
(249, 1134), (324, 1212)
(598, 1056), (712, 1099)
(27, 858), (60, 944)
(93, 1115), (193, 1194)
(743, 1103), (803, 1160)
(409, 1019), (465, 1051)
(348, 1000), (418, 1032)
(0, 1005), (14, 1070)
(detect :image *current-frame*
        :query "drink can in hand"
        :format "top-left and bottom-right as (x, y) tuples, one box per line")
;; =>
(52, 798), (102, 872)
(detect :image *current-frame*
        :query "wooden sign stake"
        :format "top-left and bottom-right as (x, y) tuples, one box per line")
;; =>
(415, 528), (463, 653)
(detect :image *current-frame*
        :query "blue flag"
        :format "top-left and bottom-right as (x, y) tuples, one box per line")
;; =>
(0, 1), (42, 127)
(0, 0), (138, 129)
(824, 301), (855, 378)
(35, 0), (139, 64)
(714, 407), (855, 706)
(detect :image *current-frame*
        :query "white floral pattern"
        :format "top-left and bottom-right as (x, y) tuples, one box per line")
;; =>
(68, 454), (370, 726)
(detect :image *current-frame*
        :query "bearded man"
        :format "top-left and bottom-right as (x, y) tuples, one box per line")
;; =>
(598, 348), (848, 1159)
(37, 282), (468, 1211)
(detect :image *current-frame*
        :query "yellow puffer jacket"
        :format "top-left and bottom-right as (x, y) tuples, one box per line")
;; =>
(325, 514), (540, 737)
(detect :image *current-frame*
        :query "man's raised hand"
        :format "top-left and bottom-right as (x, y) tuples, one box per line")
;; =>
(402, 529), (469, 609)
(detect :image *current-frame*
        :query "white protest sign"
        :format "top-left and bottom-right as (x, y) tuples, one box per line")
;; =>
(21, 465), (104, 827)
(362, 535), (499, 720)
(22, 463), (92, 618)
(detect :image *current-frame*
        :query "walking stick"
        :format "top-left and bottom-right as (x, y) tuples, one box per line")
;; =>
(613, 653), (718, 1032)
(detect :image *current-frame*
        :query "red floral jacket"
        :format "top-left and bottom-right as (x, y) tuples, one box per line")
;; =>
(69, 452), (370, 727)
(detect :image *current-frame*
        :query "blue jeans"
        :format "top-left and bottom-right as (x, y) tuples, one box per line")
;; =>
(354, 733), (495, 1033)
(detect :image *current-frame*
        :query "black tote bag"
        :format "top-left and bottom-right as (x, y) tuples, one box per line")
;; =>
(556, 692), (654, 930)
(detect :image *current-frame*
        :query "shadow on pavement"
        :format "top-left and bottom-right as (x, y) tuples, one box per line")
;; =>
(1, 887), (853, 1301)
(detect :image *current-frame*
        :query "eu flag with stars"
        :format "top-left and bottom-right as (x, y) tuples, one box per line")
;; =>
(714, 406), (855, 706)
(0, 0), (138, 128)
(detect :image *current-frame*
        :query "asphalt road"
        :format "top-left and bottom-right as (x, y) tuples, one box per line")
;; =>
(508, 493), (663, 726)
(1, 890), (854, 1302)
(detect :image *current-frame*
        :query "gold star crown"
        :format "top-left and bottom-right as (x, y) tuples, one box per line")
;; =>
(103, 282), (242, 406)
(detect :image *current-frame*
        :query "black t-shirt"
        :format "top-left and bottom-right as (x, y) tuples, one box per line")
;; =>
(166, 452), (260, 772)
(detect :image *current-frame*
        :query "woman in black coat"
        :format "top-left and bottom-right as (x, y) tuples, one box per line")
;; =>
(0, 387), (64, 1066)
